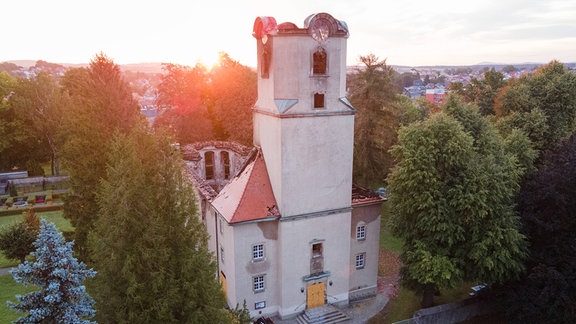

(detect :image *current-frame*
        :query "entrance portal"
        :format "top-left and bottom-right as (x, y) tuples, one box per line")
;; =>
(306, 282), (326, 309)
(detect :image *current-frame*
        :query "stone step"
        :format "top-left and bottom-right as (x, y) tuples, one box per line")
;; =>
(296, 305), (350, 324)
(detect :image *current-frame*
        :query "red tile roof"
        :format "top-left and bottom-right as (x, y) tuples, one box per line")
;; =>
(212, 150), (280, 224)
(351, 185), (385, 205)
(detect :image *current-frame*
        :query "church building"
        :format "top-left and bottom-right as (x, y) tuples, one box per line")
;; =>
(184, 13), (383, 320)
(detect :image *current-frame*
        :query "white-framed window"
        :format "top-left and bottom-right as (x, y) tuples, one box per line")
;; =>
(252, 243), (264, 261)
(355, 253), (366, 269)
(253, 275), (265, 293)
(220, 246), (224, 263)
(356, 224), (366, 241)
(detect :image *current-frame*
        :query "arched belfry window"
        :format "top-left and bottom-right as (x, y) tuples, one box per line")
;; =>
(312, 47), (327, 75)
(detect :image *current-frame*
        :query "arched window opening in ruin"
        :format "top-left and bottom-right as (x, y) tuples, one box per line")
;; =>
(205, 151), (214, 180)
(221, 151), (231, 179)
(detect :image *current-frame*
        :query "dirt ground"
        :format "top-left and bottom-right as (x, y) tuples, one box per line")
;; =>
(377, 248), (401, 299)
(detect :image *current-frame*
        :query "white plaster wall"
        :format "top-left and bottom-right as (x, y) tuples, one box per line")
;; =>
(231, 222), (279, 318)
(271, 36), (348, 114)
(253, 113), (283, 208)
(218, 215), (237, 308)
(349, 204), (381, 291)
(255, 112), (354, 217)
(277, 211), (351, 318)
(280, 115), (354, 216)
(205, 205), (217, 259)
(255, 34), (348, 116)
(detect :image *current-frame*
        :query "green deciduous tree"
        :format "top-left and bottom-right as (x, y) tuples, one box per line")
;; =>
(154, 63), (214, 143)
(90, 126), (229, 323)
(60, 53), (141, 260)
(2, 209), (40, 263)
(463, 69), (506, 115)
(0, 218), (38, 263)
(0, 71), (47, 173)
(388, 97), (527, 307)
(209, 53), (257, 145)
(495, 60), (576, 151)
(10, 72), (70, 175)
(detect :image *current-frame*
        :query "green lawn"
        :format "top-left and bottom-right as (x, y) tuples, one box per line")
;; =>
(370, 203), (475, 324)
(0, 210), (73, 268)
(0, 210), (72, 322)
(0, 274), (36, 322)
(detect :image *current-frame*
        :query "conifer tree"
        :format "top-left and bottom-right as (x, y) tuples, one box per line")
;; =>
(91, 126), (228, 323)
(9, 219), (96, 323)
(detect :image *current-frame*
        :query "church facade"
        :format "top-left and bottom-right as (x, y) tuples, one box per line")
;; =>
(184, 13), (383, 320)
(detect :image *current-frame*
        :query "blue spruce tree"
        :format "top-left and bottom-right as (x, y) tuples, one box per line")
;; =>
(8, 219), (96, 323)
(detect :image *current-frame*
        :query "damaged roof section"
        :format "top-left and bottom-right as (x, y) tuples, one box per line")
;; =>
(212, 149), (280, 224)
(352, 185), (385, 206)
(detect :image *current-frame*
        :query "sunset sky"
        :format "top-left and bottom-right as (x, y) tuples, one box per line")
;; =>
(3, 0), (575, 67)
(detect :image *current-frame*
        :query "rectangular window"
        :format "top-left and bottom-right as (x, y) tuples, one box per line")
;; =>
(314, 93), (325, 109)
(312, 243), (323, 258)
(252, 244), (264, 261)
(355, 253), (365, 269)
(253, 275), (265, 293)
(219, 218), (223, 235)
(220, 246), (224, 263)
(356, 225), (366, 240)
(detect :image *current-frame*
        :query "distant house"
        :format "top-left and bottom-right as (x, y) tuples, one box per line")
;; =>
(186, 13), (383, 320)
(425, 87), (446, 106)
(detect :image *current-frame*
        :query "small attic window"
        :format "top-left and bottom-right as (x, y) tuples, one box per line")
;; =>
(312, 48), (327, 75)
(314, 93), (325, 109)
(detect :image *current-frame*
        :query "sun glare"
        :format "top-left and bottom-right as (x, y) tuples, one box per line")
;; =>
(195, 51), (221, 70)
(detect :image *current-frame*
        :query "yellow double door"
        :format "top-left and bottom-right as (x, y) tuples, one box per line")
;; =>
(306, 282), (326, 309)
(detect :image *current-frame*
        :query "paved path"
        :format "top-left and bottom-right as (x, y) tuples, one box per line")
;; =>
(0, 267), (16, 275)
(270, 275), (398, 324)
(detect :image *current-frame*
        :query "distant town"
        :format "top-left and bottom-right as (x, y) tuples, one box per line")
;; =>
(3, 59), (575, 127)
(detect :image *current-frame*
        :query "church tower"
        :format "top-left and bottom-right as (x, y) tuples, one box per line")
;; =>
(253, 13), (354, 217)
(252, 13), (355, 318)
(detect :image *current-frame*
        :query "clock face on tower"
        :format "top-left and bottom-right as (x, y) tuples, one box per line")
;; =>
(310, 19), (330, 42)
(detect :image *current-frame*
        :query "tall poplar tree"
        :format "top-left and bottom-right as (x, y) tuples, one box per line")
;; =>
(90, 126), (228, 323)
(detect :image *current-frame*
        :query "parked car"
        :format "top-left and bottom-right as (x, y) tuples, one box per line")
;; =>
(13, 200), (28, 208)
(254, 317), (274, 324)
(377, 187), (387, 198)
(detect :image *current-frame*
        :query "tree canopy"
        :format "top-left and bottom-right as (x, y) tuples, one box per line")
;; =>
(154, 53), (256, 146)
(59, 53), (141, 260)
(503, 134), (576, 323)
(90, 125), (229, 323)
(494, 60), (576, 152)
(348, 54), (421, 187)
(388, 97), (527, 307)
